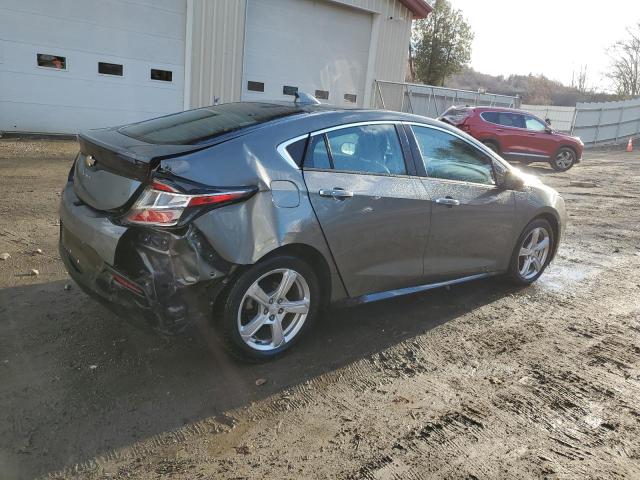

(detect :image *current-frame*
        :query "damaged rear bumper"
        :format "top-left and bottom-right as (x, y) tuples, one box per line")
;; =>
(59, 182), (234, 334)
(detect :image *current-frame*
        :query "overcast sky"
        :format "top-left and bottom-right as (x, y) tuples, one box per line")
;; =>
(448, 0), (640, 90)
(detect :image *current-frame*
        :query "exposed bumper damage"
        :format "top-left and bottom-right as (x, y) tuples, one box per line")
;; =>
(59, 183), (235, 334)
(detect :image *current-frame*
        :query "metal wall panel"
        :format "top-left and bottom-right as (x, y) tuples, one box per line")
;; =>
(333, 0), (413, 83)
(188, 0), (413, 108)
(189, 0), (246, 107)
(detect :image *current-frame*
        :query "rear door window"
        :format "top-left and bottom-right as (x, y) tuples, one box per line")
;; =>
(497, 113), (526, 129)
(324, 124), (407, 175)
(118, 103), (305, 145)
(480, 111), (499, 124)
(411, 126), (495, 185)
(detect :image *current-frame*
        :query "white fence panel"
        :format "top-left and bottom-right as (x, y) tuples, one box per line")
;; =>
(573, 97), (640, 145)
(373, 80), (519, 118)
(521, 104), (576, 132)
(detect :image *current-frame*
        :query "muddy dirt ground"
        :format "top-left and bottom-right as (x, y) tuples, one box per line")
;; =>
(1, 138), (639, 480)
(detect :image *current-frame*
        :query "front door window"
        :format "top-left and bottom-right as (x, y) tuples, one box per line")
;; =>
(412, 126), (495, 185)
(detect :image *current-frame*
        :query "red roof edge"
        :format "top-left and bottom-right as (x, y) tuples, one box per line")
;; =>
(399, 0), (433, 19)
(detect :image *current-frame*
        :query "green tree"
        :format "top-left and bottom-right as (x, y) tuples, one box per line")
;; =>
(412, 0), (474, 86)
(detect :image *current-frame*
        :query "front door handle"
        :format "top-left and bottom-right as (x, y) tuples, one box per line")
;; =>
(319, 188), (354, 199)
(435, 197), (460, 207)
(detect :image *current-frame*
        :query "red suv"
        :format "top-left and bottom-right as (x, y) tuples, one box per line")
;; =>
(439, 106), (583, 171)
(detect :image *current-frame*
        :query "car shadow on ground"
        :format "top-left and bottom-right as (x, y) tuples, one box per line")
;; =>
(0, 277), (520, 478)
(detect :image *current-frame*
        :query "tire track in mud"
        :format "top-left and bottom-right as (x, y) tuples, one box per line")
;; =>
(48, 254), (640, 480)
(343, 262), (640, 480)
(17, 148), (640, 479)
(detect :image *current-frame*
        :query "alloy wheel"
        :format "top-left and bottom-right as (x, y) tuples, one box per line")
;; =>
(554, 150), (575, 170)
(518, 227), (551, 280)
(237, 268), (311, 351)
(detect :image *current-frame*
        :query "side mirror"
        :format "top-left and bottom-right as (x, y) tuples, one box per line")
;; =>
(545, 127), (553, 134)
(499, 170), (525, 190)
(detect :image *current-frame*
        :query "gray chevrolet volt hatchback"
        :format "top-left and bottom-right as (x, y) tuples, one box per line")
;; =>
(59, 100), (566, 359)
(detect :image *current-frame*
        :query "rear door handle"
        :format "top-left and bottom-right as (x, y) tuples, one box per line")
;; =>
(435, 197), (460, 207)
(319, 188), (354, 199)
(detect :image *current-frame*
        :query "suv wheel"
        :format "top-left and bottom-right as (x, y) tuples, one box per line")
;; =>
(507, 218), (554, 285)
(551, 147), (576, 171)
(215, 255), (320, 360)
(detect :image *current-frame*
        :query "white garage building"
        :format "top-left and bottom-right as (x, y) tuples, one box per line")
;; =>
(0, 0), (431, 134)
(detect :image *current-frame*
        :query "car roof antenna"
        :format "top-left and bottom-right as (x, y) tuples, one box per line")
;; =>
(294, 91), (321, 105)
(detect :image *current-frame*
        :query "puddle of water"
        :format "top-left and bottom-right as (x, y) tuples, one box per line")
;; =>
(536, 262), (596, 292)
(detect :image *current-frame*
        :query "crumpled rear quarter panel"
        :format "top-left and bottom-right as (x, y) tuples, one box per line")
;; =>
(160, 128), (347, 301)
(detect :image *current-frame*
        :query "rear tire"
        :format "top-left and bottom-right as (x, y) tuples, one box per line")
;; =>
(507, 219), (554, 285)
(215, 255), (320, 361)
(551, 147), (576, 171)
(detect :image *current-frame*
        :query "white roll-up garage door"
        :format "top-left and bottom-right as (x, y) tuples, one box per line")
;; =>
(242, 0), (372, 108)
(0, 0), (186, 134)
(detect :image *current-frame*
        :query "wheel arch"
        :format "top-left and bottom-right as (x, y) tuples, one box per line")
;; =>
(260, 243), (333, 308)
(556, 144), (578, 157)
(480, 138), (501, 152)
(211, 241), (335, 332)
(531, 211), (560, 261)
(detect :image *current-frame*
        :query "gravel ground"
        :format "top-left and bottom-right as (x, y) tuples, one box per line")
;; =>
(1, 138), (639, 480)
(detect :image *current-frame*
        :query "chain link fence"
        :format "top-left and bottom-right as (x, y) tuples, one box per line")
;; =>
(373, 80), (520, 118)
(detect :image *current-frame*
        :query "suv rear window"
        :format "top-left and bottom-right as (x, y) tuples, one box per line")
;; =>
(480, 111), (499, 123)
(441, 107), (471, 124)
(118, 102), (305, 145)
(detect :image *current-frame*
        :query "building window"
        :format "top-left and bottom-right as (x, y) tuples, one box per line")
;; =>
(344, 93), (357, 104)
(247, 81), (264, 92)
(315, 90), (329, 100)
(151, 69), (172, 82)
(37, 54), (66, 70)
(283, 85), (298, 96)
(98, 62), (123, 76)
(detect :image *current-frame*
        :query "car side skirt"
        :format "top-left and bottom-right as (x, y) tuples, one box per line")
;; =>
(336, 272), (498, 307)
(503, 152), (551, 160)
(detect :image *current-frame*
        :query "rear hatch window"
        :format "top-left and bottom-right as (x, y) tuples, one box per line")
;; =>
(440, 107), (472, 125)
(118, 102), (304, 145)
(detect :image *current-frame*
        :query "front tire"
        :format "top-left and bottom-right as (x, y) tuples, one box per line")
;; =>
(215, 255), (320, 360)
(551, 147), (576, 171)
(507, 219), (554, 285)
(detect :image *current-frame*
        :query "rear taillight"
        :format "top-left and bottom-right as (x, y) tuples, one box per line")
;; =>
(123, 180), (256, 227)
(112, 273), (145, 296)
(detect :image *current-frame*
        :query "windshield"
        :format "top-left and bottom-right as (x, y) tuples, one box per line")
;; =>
(118, 102), (305, 145)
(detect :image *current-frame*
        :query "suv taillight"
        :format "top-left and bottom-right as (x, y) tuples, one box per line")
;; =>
(123, 180), (256, 227)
